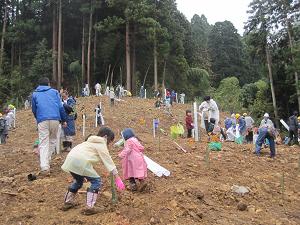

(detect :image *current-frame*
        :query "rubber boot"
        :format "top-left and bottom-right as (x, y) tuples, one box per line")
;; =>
(61, 190), (78, 211)
(62, 141), (68, 151)
(129, 178), (137, 191)
(66, 141), (72, 152)
(81, 190), (101, 215)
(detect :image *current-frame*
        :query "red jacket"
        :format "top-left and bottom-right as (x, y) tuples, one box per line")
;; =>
(186, 115), (193, 129)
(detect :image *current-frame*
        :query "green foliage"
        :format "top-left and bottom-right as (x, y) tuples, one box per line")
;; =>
(190, 14), (211, 71)
(249, 80), (273, 119)
(208, 21), (245, 86)
(214, 77), (242, 112)
(241, 83), (259, 108)
(186, 68), (211, 98)
(28, 39), (52, 82)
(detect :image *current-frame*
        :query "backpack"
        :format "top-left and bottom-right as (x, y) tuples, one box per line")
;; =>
(0, 119), (6, 132)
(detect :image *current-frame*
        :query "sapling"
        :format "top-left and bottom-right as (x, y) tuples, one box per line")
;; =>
(280, 171), (285, 202)
(205, 146), (210, 168)
(110, 173), (118, 204)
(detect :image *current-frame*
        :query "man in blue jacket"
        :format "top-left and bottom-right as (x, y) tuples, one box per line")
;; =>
(32, 77), (67, 177)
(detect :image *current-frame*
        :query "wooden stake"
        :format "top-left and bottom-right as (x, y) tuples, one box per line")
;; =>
(205, 146), (210, 168)
(173, 141), (187, 153)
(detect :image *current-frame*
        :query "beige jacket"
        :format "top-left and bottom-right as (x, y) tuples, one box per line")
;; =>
(61, 136), (117, 178)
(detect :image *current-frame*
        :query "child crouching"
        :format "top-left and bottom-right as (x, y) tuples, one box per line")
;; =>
(61, 127), (125, 215)
(119, 128), (147, 192)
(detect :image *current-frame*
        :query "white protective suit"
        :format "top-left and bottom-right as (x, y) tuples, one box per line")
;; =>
(198, 99), (220, 129)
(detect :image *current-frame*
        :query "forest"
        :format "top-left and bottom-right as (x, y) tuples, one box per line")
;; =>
(0, 0), (299, 124)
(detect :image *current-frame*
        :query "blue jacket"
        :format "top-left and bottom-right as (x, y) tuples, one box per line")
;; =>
(238, 117), (246, 133)
(63, 97), (76, 136)
(32, 85), (67, 124)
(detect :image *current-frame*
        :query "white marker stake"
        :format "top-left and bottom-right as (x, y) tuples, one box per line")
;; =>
(164, 89), (167, 100)
(56, 124), (61, 154)
(153, 119), (156, 138)
(13, 108), (16, 128)
(175, 93), (178, 103)
(83, 114), (86, 137)
(145, 89), (147, 99)
(193, 102), (199, 142)
(95, 108), (99, 128)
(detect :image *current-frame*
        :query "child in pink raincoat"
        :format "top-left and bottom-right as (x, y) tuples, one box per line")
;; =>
(119, 128), (147, 191)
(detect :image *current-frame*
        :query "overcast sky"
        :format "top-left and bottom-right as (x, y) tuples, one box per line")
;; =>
(176, 0), (252, 34)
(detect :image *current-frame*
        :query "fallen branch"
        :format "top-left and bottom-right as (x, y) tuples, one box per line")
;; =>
(1, 191), (18, 196)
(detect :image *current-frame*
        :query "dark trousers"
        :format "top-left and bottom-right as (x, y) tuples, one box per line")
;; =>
(246, 130), (253, 143)
(187, 129), (192, 138)
(288, 130), (298, 145)
(69, 172), (101, 193)
(204, 120), (209, 133)
(255, 128), (275, 157)
(110, 98), (114, 106)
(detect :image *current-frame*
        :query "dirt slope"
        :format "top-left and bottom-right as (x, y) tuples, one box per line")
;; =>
(0, 96), (299, 225)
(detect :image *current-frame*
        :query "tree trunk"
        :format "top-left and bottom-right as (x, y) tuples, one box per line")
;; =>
(266, 46), (279, 128)
(52, 1), (58, 83)
(154, 37), (158, 91)
(18, 45), (21, 67)
(57, 0), (62, 89)
(93, 26), (97, 75)
(162, 60), (166, 99)
(126, 21), (131, 91)
(0, 0), (8, 68)
(131, 24), (136, 94)
(87, 0), (93, 87)
(11, 43), (14, 68)
(82, 16), (86, 85)
(286, 19), (300, 112)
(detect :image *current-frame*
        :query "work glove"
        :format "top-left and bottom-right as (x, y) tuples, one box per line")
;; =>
(115, 177), (125, 191)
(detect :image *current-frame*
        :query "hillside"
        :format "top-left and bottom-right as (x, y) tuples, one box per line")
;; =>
(0, 96), (299, 225)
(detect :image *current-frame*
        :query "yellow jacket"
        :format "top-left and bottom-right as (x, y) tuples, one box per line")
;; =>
(61, 136), (117, 178)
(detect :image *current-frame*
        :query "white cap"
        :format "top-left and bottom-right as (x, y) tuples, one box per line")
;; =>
(263, 113), (269, 118)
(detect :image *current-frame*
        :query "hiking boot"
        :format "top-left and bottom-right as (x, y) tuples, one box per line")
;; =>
(130, 182), (137, 192)
(61, 202), (79, 211)
(81, 206), (102, 215)
(37, 170), (50, 178)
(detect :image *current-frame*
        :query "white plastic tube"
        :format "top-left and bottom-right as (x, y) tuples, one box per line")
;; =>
(144, 155), (170, 177)
(280, 119), (289, 131)
(95, 108), (99, 128)
(82, 114), (86, 137)
(56, 124), (61, 154)
(193, 102), (199, 141)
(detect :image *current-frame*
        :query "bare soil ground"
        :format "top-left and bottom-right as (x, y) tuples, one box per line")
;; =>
(0, 96), (300, 225)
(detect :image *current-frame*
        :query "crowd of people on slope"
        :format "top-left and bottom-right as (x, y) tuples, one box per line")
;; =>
(154, 89), (186, 109)
(81, 82), (131, 99)
(2, 76), (299, 215)
(184, 95), (300, 158)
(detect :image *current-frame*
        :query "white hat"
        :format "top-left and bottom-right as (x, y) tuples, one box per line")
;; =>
(263, 113), (269, 118)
